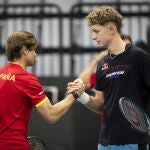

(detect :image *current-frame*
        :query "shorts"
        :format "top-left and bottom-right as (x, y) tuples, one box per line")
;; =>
(98, 144), (138, 150)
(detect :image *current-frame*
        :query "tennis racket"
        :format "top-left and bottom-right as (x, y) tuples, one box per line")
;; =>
(27, 136), (46, 150)
(119, 97), (150, 134)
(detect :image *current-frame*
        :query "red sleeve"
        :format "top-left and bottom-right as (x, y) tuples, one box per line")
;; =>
(23, 73), (47, 107)
(90, 73), (96, 88)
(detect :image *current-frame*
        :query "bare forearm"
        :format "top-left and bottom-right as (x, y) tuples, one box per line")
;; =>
(79, 58), (98, 79)
(37, 94), (75, 124)
(78, 59), (98, 88)
(76, 92), (104, 115)
(50, 94), (75, 122)
(78, 50), (108, 89)
(37, 79), (85, 124)
(85, 95), (104, 114)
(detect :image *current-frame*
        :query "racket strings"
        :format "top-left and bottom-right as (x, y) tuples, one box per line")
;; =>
(27, 136), (46, 150)
(120, 99), (148, 133)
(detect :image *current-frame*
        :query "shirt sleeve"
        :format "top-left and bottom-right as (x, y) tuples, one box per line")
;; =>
(95, 63), (103, 91)
(95, 56), (108, 91)
(140, 50), (150, 87)
(23, 73), (47, 107)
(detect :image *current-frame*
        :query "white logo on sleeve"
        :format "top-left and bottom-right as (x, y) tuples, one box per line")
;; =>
(38, 90), (44, 95)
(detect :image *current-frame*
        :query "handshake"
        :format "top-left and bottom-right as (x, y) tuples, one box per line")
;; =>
(67, 78), (89, 104)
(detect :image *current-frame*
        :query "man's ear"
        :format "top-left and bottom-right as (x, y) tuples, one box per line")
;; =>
(107, 23), (115, 35)
(21, 46), (28, 56)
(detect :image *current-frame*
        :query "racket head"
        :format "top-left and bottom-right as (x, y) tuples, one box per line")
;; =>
(119, 97), (149, 134)
(27, 136), (46, 150)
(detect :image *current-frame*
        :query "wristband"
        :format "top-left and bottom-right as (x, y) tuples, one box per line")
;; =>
(71, 91), (79, 99)
(77, 92), (89, 104)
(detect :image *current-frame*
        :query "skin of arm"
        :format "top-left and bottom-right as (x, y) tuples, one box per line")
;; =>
(67, 79), (104, 115)
(78, 50), (108, 89)
(84, 90), (104, 114)
(36, 81), (85, 124)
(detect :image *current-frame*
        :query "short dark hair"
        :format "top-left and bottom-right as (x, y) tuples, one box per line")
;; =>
(5, 31), (38, 61)
(121, 34), (132, 43)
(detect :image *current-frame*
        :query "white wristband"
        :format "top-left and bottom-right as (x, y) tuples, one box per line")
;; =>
(77, 92), (89, 105)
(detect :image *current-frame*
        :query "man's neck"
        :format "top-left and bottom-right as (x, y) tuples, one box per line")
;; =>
(108, 37), (126, 55)
(11, 60), (26, 69)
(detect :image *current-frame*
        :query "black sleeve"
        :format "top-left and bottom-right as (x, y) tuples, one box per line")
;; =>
(95, 63), (103, 91)
(141, 51), (150, 87)
(95, 56), (109, 91)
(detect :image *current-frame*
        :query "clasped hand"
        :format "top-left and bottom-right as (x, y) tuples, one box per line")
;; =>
(67, 78), (85, 97)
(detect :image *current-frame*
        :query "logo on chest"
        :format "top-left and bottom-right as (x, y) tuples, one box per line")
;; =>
(101, 64), (131, 79)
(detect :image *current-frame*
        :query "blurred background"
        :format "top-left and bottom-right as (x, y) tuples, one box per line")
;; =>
(0, 0), (149, 150)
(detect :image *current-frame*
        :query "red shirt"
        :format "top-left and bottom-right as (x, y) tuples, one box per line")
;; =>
(90, 73), (96, 89)
(0, 63), (47, 150)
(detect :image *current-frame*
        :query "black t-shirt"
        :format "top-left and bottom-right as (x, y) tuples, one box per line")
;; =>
(95, 44), (150, 144)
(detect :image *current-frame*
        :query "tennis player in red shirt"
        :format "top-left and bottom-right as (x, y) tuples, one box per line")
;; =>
(0, 31), (85, 150)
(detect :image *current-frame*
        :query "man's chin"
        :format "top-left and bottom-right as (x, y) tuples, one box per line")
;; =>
(99, 45), (107, 50)
(27, 62), (34, 67)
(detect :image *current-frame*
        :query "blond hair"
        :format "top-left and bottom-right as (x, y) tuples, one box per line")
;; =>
(86, 6), (123, 33)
